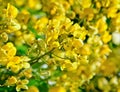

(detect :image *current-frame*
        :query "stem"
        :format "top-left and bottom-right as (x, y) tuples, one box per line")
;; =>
(29, 48), (55, 64)
(52, 54), (68, 60)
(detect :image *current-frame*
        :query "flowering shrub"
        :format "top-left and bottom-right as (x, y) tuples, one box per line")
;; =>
(0, 0), (120, 92)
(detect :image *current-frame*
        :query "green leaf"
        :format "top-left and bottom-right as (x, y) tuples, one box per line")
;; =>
(38, 82), (48, 92)
(106, 18), (111, 26)
(28, 79), (39, 86)
(16, 44), (28, 56)
(52, 66), (62, 77)
(28, 79), (48, 92)
(28, 24), (45, 40)
(32, 62), (41, 69)
(108, 41), (117, 49)
(0, 86), (16, 92)
(78, 87), (86, 92)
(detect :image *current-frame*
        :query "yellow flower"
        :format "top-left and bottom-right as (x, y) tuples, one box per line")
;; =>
(17, 10), (30, 24)
(96, 17), (108, 33)
(6, 3), (18, 18)
(78, 56), (89, 65)
(26, 86), (39, 92)
(50, 6), (57, 15)
(7, 56), (21, 68)
(11, 65), (20, 73)
(61, 60), (78, 71)
(8, 19), (21, 31)
(62, 1), (70, 10)
(49, 86), (66, 92)
(21, 79), (29, 84)
(15, 30), (22, 37)
(2, 42), (14, 50)
(100, 61), (116, 76)
(112, 13), (120, 30)
(80, 8), (95, 21)
(23, 33), (35, 45)
(72, 38), (83, 48)
(98, 77), (109, 90)
(101, 31), (112, 43)
(7, 56), (22, 73)
(16, 84), (28, 92)
(79, 27), (88, 40)
(80, 44), (91, 55)
(101, 0), (110, 7)
(70, 23), (80, 33)
(51, 41), (60, 48)
(65, 50), (76, 59)
(72, 25), (88, 40)
(107, 6), (118, 18)
(0, 48), (8, 65)
(67, 11), (76, 19)
(16, 79), (29, 91)
(61, 74), (67, 80)
(60, 17), (73, 32)
(6, 56), (22, 73)
(68, 0), (74, 5)
(28, 0), (42, 10)
(100, 45), (111, 55)
(110, 76), (118, 85)
(80, 0), (91, 8)
(5, 76), (17, 85)
(0, 32), (8, 42)
(15, 0), (25, 6)
(96, 1), (101, 9)
(23, 69), (32, 78)
(23, 62), (30, 69)
(2, 42), (16, 58)
(46, 31), (59, 45)
(35, 17), (48, 31)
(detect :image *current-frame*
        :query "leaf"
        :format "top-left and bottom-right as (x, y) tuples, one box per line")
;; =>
(32, 62), (41, 69)
(52, 66), (62, 77)
(16, 44), (28, 55)
(38, 82), (48, 92)
(28, 24), (45, 40)
(28, 79), (48, 92)
(0, 86), (16, 92)
(106, 18), (111, 26)
(28, 79), (39, 86)
(108, 41), (117, 49)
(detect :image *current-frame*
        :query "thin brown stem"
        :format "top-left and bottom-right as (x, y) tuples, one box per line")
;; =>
(29, 48), (55, 65)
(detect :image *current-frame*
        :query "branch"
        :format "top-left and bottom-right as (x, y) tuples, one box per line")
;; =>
(29, 48), (55, 65)
(52, 54), (68, 60)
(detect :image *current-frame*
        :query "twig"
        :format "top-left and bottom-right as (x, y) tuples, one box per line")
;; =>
(29, 48), (55, 64)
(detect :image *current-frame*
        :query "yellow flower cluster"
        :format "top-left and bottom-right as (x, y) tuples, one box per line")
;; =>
(0, 0), (120, 92)
(0, 42), (31, 90)
(0, 42), (30, 72)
